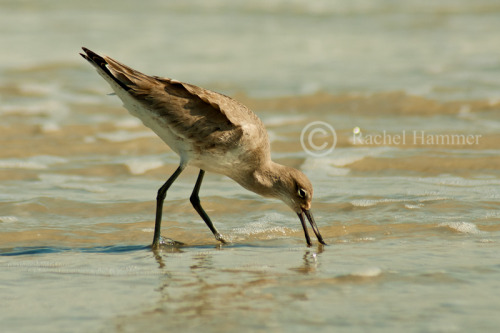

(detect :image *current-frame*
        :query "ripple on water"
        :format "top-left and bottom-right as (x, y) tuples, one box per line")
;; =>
(438, 222), (483, 235)
(0, 155), (68, 170)
(0, 216), (19, 223)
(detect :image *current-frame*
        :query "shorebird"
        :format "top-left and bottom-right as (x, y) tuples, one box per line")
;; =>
(80, 47), (326, 248)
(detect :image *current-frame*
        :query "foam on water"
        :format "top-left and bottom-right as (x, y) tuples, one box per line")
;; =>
(0, 159), (48, 170)
(0, 100), (68, 117)
(36, 174), (108, 194)
(329, 147), (393, 167)
(114, 117), (143, 129)
(95, 130), (156, 142)
(56, 183), (108, 194)
(38, 174), (106, 184)
(349, 199), (377, 207)
(124, 158), (164, 175)
(38, 121), (62, 133)
(231, 213), (296, 240)
(302, 147), (395, 178)
(438, 222), (483, 235)
(350, 198), (415, 207)
(232, 222), (293, 239)
(263, 115), (307, 127)
(18, 82), (58, 96)
(0, 216), (18, 223)
(404, 203), (424, 209)
(418, 176), (500, 187)
(0, 155), (67, 170)
(301, 158), (350, 176)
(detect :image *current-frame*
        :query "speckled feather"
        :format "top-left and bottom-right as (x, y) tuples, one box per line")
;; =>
(81, 48), (270, 175)
(81, 47), (325, 246)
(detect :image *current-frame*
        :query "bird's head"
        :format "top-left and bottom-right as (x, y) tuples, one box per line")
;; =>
(273, 166), (326, 246)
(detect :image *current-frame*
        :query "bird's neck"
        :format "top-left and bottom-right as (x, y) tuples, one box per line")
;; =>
(233, 161), (287, 199)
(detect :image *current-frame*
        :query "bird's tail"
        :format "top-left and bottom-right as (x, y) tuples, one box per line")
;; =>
(80, 47), (151, 93)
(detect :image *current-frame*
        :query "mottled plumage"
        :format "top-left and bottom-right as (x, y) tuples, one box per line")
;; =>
(81, 47), (325, 247)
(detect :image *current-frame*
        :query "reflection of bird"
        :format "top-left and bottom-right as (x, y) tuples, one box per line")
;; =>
(80, 47), (326, 248)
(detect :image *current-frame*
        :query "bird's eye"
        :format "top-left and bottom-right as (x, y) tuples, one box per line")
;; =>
(298, 188), (307, 199)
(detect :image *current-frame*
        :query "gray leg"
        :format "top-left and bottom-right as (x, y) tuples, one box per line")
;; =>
(152, 164), (185, 248)
(190, 170), (226, 243)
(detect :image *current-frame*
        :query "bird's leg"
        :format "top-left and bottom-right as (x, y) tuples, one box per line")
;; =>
(152, 164), (185, 249)
(190, 170), (227, 244)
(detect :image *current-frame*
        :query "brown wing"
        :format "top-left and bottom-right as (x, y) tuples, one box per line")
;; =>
(81, 47), (270, 155)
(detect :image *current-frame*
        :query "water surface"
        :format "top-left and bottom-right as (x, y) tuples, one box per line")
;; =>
(1, 1), (499, 332)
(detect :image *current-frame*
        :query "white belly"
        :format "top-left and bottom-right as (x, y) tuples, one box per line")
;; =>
(120, 92), (244, 175)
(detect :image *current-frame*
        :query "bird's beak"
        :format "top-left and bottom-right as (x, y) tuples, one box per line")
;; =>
(297, 209), (327, 246)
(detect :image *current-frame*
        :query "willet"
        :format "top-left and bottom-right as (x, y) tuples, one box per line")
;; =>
(80, 47), (326, 248)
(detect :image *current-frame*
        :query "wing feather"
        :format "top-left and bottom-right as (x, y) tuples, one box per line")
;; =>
(81, 47), (269, 157)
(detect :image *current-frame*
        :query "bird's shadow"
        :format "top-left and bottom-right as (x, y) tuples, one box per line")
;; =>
(0, 244), (150, 256)
(0, 242), (255, 257)
(0, 241), (324, 257)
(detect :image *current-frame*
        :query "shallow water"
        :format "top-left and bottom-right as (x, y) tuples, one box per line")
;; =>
(1, 1), (500, 332)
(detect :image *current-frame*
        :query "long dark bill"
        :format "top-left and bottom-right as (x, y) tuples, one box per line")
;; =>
(297, 212), (312, 246)
(303, 209), (327, 245)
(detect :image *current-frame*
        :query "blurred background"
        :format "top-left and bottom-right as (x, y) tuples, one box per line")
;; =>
(1, 1), (499, 332)
(3, 0), (500, 99)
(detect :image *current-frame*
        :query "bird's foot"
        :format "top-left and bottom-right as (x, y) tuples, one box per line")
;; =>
(214, 233), (229, 244)
(158, 235), (185, 247)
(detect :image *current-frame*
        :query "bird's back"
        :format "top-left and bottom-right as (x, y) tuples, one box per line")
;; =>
(81, 48), (271, 175)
